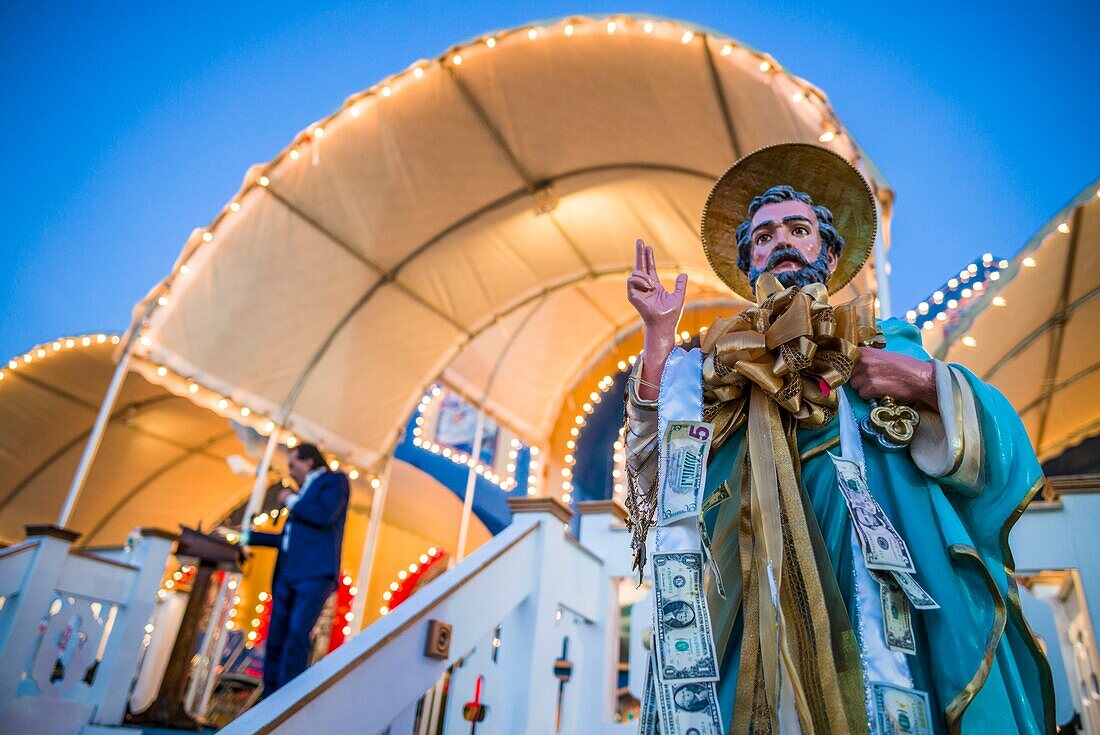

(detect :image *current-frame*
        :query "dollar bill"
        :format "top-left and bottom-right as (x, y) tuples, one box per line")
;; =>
(652, 551), (720, 684)
(697, 516), (726, 600)
(829, 454), (915, 574)
(639, 652), (658, 735)
(871, 682), (933, 735)
(887, 570), (940, 610)
(655, 678), (724, 735)
(700, 480), (734, 516)
(880, 582), (916, 655)
(659, 421), (714, 525)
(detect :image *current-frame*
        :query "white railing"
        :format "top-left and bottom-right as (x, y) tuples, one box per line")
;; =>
(218, 497), (647, 735)
(0, 525), (175, 735)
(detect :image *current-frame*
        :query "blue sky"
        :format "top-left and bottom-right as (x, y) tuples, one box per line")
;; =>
(2, 1), (1097, 359)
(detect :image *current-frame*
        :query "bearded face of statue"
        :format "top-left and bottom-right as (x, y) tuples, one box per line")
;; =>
(735, 185), (845, 291)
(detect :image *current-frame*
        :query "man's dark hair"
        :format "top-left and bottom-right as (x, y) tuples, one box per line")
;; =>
(291, 443), (326, 471)
(734, 185), (845, 288)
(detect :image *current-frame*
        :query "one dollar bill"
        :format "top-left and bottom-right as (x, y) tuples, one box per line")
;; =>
(659, 421), (713, 525)
(652, 551), (720, 684)
(872, 682), (933, 735)
(639, 652), (658, 735)
(880, 582), (916, 655)
(885, 570), (940, 610)
(655, 677), (724, 735)
(829, 454), (915, 574)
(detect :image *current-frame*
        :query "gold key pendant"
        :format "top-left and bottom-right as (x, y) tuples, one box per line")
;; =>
(859, 396), (920, 452)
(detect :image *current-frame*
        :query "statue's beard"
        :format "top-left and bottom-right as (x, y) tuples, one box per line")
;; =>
(747, 247), (832, 290)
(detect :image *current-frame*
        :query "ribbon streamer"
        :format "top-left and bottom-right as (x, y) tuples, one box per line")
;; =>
(703, 274), (877, 734)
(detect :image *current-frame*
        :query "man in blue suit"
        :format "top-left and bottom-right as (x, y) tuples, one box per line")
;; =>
(241, 443), (349, 698)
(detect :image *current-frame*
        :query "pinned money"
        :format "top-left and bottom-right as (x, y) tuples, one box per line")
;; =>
(871, 682), (933, 735)
(659, 421), (714, 526)
(829, 454), (915, 574)
(880, 567), (941, 607)
(652, 551), (720, 684)
(639, 652), (658, 735)
(881, 582), (916, 655)
(655, 660), (724, 735)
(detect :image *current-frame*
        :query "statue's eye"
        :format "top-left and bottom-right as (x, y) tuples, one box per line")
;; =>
(793, 226), (809, 236)
(755, 233), (771, 245)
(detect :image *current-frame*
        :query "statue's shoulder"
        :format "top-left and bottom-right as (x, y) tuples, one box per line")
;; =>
(877, 317), (932, 360)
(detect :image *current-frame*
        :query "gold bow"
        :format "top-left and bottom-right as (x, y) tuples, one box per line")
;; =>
(701, 273), (878, 451)
(701, 273), (876, 734)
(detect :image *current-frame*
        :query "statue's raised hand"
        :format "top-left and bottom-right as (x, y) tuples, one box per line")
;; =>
(627, 238), (687, 340)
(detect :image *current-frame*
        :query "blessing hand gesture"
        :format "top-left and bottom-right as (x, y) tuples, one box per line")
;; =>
(626, 239), (687, 338)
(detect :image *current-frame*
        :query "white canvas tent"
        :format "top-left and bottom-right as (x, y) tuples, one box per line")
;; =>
(936, 179), (1100, 461)
(119, 16), (893, 472)
(0, 335), (489, 564)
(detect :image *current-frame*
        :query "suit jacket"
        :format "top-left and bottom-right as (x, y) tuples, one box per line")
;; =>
(250, 470), (349, 583)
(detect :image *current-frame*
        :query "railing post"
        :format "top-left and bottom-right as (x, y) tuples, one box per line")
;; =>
(91, 527), (177, 725)
(0, 526), (80, 715)
(492, 497), (574, 732)
(576, 499), (628, 564)
(575, 500), (630, 730)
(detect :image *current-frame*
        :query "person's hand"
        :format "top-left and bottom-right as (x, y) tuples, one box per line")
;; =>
(627, 239), (687, 339)
(849, 348), (937, 408)
(277, 488), (293, 506)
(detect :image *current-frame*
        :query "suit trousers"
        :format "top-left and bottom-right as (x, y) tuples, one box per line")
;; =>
(261, 575), (336, 698)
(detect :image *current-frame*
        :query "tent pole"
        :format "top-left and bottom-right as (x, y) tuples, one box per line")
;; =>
(57, 348), (135, 527)
(57, 336), (146, 525)
(242, 430), (281, 529)
(351, 455), (393, 633)
(59, 298), (161, 528)
(872, 198), (893, 319)
(454, 409), (487, 566)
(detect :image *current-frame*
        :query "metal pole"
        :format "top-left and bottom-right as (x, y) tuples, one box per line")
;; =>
(242, 430), (281, 529)
(350, 456), (393, 633)
(58, 299), (159, 528)
(58, 348), (134, 527)
(454, 410), (487, 565)
(872, 199), (893, 319)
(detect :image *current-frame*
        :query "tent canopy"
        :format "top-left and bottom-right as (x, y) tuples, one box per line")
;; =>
(937, 179), (1100, 461)
(0, 335), (248, 545)
(0, 335), (490, 546)
(127, 16), (892, 467)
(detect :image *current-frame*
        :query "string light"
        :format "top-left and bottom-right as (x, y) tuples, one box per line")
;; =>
(411, 383), (524, 492)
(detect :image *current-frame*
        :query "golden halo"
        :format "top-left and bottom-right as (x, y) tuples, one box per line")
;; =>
(700, 143), (877, 300)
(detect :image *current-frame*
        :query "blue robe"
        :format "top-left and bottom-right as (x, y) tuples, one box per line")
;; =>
(702, 318), (1054, 734)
